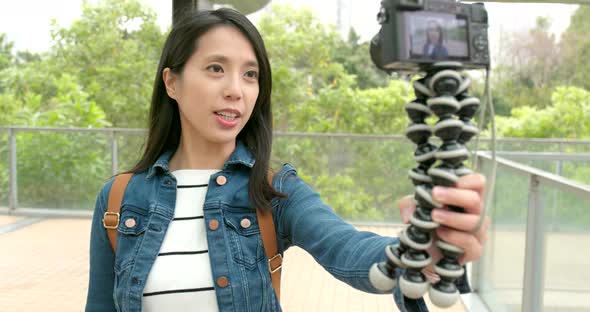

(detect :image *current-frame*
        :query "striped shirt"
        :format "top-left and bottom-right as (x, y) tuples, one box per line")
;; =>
(142, 169), (220, 312)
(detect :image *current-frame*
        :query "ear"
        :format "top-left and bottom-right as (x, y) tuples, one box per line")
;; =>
(163, 68), (178, 100)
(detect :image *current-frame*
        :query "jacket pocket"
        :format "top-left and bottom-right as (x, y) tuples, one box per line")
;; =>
(115, 205), (149, 273)
(223, 210), (264, 270)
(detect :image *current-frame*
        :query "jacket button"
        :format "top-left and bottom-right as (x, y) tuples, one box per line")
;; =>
(208, 219), (219, 231)
(217, 276), (229, 288)
(240, 218), (251, 229)
(124, 218), (136, 228)
(216, 175), (227, 186)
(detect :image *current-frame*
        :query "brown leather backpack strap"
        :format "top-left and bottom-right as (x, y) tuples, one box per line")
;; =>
(256, 171), (282, 301)
(102, 173), (133, 252)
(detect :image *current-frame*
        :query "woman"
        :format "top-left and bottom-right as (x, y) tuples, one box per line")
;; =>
(85, 8), (487, 312)
(422, 20), (449, 59)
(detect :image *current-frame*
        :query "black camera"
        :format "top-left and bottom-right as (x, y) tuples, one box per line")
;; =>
(370, 0), (490, 73)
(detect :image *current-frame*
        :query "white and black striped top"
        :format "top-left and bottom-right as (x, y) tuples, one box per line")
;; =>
(142, 169), (220, 312)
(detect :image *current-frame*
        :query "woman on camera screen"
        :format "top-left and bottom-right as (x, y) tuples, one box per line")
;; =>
(423, 20), (449, 59)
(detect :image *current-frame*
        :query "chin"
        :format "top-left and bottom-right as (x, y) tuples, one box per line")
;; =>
(207, 132), (241, 145)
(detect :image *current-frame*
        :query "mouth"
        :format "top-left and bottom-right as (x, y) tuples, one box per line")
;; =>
(214, 109), (241, 121)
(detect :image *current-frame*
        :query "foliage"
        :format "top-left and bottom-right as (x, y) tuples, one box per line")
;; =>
(257, 4), (351, 131)
(559, 6), (590, 91)
(7, 74), (111, 208)
(0, 0), (164, 208)
(491, 17), (561, 112)
(257, 5), (419, 219)
(289, 79), (411, 133)
(331, 29), (390, 90)
(0, 33), (14, 72)
(495, 86), (590, 139)
(49, 0), (166, 127)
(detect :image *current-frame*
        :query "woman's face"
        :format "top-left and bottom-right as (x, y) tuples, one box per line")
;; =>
(427, 24), (441, 44)
(164, 25), (259, 149)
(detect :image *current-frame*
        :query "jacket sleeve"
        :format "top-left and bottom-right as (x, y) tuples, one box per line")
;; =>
(274, 166), (399, 294)
(85, 180), (117, 312)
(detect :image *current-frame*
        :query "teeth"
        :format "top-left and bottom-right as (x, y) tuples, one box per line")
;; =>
(216, 112), (237, 120)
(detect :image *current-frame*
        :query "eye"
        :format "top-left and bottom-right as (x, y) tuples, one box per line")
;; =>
(244, 70), (259, 79)
(207, 64), (224, 73)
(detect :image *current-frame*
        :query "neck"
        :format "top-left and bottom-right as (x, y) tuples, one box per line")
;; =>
(169, 134), (235, 171)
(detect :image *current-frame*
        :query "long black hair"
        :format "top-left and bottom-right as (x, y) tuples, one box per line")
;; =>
(128, 8), (284, 211)
(426, 20), (444, 45)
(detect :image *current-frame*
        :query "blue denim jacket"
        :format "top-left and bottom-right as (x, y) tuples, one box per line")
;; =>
(85, 141), (468, 312)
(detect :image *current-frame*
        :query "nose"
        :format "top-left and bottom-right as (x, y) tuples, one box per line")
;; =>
(223, 74), (242, 101)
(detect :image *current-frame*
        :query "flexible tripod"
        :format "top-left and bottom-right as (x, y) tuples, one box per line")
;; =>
(369, 62), (480, 308)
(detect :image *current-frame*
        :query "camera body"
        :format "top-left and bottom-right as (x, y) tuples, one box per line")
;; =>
(370, 0), (490, 72)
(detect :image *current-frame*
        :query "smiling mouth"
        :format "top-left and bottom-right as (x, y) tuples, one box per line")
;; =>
(215, 111), (239, 121)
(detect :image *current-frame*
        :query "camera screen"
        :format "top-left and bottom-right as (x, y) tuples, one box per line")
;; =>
(405, 11), (469, 60)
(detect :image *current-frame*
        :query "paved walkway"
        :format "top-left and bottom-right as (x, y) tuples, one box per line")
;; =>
(0, 215), (465, 312)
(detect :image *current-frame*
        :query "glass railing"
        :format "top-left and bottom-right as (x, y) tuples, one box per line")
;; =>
(474, 154), (590, 312)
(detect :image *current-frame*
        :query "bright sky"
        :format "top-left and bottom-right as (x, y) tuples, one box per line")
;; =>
(0, 0), (579, 57)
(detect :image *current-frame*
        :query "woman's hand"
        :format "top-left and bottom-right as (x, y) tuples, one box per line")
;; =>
(397, 173), (490, 265)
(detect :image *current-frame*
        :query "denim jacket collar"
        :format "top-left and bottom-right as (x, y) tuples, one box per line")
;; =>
(222, 141), (256, 169)
(146, 141), (255, 179)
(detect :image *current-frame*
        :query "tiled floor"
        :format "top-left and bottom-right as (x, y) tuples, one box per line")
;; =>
(0, 216), (465, 312)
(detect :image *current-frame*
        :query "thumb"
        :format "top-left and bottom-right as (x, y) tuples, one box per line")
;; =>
(397, 194), (415, 224)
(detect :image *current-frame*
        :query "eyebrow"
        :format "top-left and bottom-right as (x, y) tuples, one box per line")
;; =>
(205, 54), (259, 68)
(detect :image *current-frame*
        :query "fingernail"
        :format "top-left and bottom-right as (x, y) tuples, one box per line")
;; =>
(433, 186), (448, 200)
(432, 209), (447, 223)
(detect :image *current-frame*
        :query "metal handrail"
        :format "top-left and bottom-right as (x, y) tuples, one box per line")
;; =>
(477, 152), (590, 199)
(2, 126), (590, 144)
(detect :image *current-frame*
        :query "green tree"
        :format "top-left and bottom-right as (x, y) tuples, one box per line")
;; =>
(15, 50), (41, 65)
(0, 58), (61, 104)
(492, 16), (560, 111)
(559, 6), (590, 90)
(0, 33), (14, 71)
(0, 73), (112, 208)
(257, 4), (352, 131)
(291, 79), (411, 134)
(495, 86), (590, 139)
(331, 29), (390, 90)
(50, 0), (166, 127)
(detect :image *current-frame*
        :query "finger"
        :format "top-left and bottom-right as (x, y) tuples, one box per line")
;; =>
(397, 194), (416, 224)
(432, 186), (482, 215)
(456, 173), (486, 198)
(436, 228), (483, 264)
(432, 209), (482, 233)
(426, 238), (443, 265)
(422, 266), (441, 283)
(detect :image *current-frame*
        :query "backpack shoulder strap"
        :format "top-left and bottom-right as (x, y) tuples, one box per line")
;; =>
(256, 171), (282, 301)
(102, 173), (133, 252)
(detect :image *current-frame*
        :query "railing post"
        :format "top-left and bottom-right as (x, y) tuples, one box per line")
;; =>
(556, 142), (564, 177)
(111, 130), (118, 176)
(552, 142), (564, 230)
(8, 127), (18, 213)
(470, 154), (484, 292)
(471, 151), (494, 293)
(521, 175), (546, 312)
